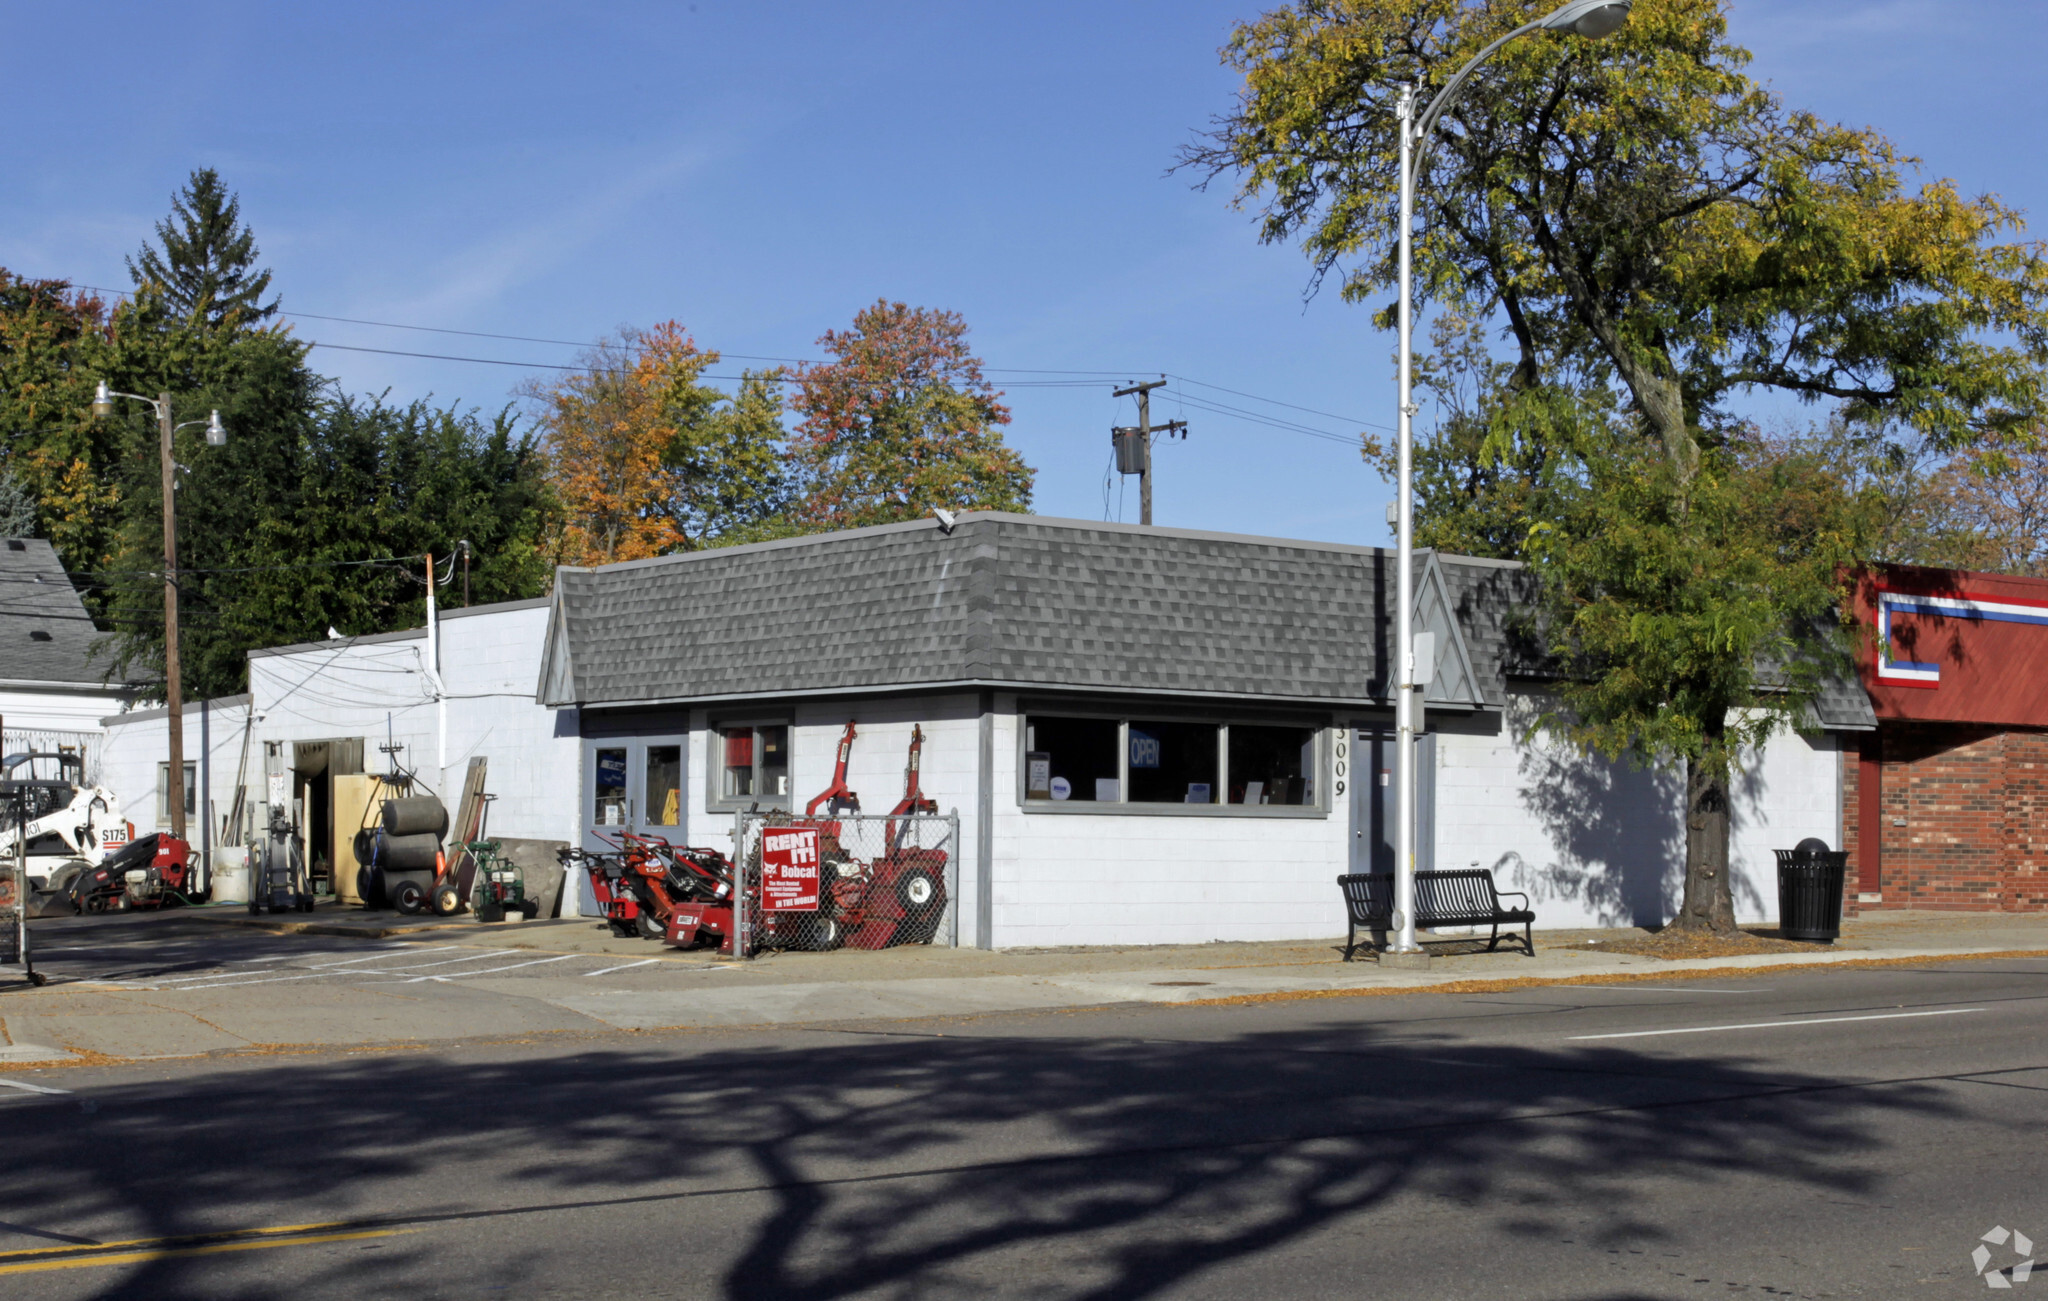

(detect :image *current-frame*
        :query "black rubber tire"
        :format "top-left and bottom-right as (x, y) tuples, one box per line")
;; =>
(636, 910), (666, 941)
(298, 898), (316, 914)
(431, 882), (463, 917)
(895, 867), (940, 913)
(390, 878), (429, 915)
(357, 866), (386, 910)
(804, 916), (843, 952)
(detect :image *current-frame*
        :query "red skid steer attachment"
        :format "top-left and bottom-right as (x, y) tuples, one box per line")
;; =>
(844, 725), (948, 949)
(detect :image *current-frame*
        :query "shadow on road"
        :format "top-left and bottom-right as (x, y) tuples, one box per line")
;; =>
(0, 1017), (1960, 1299)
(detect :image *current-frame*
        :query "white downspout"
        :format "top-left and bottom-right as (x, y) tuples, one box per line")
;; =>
(425, 552), (447, 790)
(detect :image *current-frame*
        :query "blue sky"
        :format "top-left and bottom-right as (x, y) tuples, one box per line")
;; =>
(4, 1), (2042, 546)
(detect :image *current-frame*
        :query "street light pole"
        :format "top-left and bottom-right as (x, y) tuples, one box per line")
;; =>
(93, 382), (227, 845)
(1389, 0), (1631, 958)
(156, 391), (184, 841)
(1393, 81), (1421, 956)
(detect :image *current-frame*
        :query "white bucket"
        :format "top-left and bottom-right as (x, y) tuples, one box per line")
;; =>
(210, 847), (250, 904)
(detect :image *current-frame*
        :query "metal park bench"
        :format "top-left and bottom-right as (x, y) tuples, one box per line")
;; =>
(1337, 869), (1535, 961)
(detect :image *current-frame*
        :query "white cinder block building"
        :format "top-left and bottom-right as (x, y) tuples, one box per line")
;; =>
(105, 513), (1865, 942)
(538, 513), (1868, 947)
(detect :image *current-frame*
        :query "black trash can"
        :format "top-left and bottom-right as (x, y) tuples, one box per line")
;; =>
(1775, 838), (1848, 942)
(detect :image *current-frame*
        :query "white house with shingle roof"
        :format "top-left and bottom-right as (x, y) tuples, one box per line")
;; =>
(0, 537), (133, 773)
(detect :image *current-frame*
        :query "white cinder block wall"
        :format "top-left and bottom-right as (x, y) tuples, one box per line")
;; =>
(100, 698), (252, 850)
(0, 686), (127, 733)
(989, 696), (1352, 948)
(244, 601), (576, 842)
(1434, 689), (1842, 929)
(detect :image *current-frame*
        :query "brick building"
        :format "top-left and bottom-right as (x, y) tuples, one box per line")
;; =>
(1846, 564), (2048, 913)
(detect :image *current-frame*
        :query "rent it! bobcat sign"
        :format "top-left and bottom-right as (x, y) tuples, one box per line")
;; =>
(761, 828), (821, 912)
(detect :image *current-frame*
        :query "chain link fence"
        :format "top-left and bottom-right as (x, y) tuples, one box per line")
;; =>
(733, 810), (958, 955)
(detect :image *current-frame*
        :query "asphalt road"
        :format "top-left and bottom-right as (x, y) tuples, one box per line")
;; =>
(0, 959), (2042, 1299)
(25, 917), (727, 991)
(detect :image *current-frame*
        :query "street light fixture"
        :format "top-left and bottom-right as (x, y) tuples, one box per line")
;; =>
(89, 380), (228, 844)
(1388, 0), (1629, 959)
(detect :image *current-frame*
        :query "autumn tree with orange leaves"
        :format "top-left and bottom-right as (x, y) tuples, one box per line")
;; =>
(787, 300), (1033, 531)
(532, 322), (788, 565)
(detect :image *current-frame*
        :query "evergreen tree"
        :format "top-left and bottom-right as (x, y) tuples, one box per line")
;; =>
(0, 472), (36, 537)
(126, 168), (278, 334)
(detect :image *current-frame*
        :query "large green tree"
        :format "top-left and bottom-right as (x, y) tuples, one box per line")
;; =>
(104, 380), (558, 701)
(0, 273), (124, 574)
(528, 323), (791, 563)
(126, 167), (278, 334)
(1196, 0), (2048, 931)
(788, 300), (1034, 531)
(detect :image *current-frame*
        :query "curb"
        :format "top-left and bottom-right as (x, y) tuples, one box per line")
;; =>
(1175, 946), (2048, 1008)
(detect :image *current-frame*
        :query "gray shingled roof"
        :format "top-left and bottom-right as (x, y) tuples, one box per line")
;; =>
(0, 538), (117, 686)
(541, 514), (1510, 711)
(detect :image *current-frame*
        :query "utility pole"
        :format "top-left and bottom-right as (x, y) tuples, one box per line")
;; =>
(93, 382), (226, 846)
(158, 391), (185, 841)
(1111, 379), (1187, 526)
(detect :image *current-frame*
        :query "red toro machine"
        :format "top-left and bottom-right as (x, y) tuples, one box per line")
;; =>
(764, 723), (947, 951)
(51, 833), (200, 915)
(569, 833), (741, 953)
(567, 720), (948, 955)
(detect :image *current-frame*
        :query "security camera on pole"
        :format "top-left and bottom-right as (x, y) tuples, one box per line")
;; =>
(1387, 0), (1631, 964)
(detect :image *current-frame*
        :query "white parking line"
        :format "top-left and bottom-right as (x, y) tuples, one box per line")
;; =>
(157, 949), (525, 991)
(0, 1078), (71, 1095)
(583, 959), (658, 977)
(306, 946), (459, 969)
(1569, 1008), (1985, 1041)
(398, 954), (578, 983)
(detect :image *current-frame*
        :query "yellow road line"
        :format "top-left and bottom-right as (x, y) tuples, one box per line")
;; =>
(0, 1225), (410, 1274)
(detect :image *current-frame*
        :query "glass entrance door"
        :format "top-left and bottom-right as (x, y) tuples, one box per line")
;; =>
(635, 737), (686, 839)
(583, 734), (689, 852)
(1350, 728), (1434, 875)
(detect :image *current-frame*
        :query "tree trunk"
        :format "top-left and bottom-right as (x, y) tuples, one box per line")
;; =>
(1671, 720), (1738, 935)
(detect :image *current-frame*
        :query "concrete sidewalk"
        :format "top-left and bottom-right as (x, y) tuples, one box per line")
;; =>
(2, 906), (2044, 1068)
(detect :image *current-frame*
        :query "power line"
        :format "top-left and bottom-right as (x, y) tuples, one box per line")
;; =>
(74, 282), (1376, 443)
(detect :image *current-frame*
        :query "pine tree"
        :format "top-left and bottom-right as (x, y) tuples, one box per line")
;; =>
(126, 168), (278, 333)
(0, 471), (36, 537)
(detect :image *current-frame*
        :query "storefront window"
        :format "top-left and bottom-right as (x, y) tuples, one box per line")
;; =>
(646, 745), (682, 825)
(593, 748), (628, 826)
(1023, 713), (1323, 812)
(716, 723), (791, 807)
(1127, 721), (1219, 804)
(1024, 716), (1119, 802)
(1227, 725), (1317, 805)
